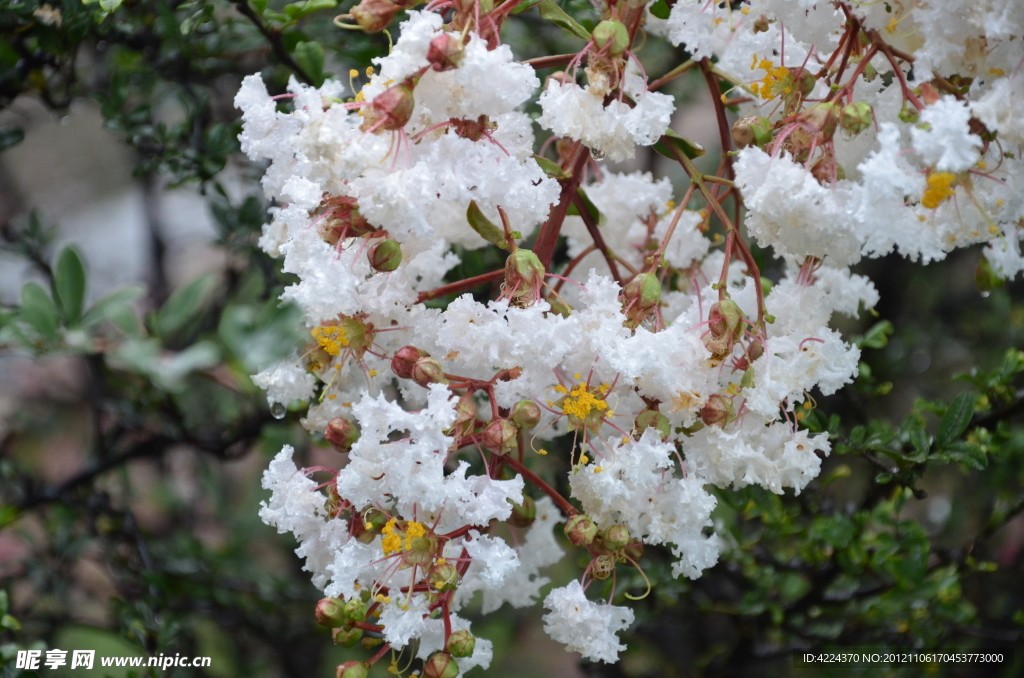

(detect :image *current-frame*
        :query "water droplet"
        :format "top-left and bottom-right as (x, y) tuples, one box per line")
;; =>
(270, 402), (287, 419)
(590, 148), (606, 160)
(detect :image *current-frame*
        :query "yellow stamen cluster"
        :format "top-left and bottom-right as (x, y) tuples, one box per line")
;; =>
(312, 324), (349, 356)
(921, 172), (956, 209)
(748, 55), (790, 100)
(404, 521), (426, 550)
(380, 518), (429, 556)
(560, 382), (610, 419)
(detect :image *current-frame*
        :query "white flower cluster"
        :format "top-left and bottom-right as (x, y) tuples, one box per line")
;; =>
(237, 0), (1024, 673)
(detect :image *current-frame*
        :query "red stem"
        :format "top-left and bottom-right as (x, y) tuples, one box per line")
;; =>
(502, 454), (577, 517)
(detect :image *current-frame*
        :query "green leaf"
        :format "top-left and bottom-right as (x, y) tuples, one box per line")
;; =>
(294, 41), (326, 86)
(856, 319), (894, 349)
(538, 0), (591, 41)
(53, 246), (86, 324)
(940, 442), (987, 470)
(0, 589), (7, 616)
(511, 0), (544, 14)
(0, 127), (24, 153)
(648, 0), (670, 19)
(283, 0), (337, 21)
(936, 392), (975, 449)
(20, 282), (60, 340)
(466, 201), (512, 251)
(532, 154), (570, 179)
(153, 274), (217, 338)
(652, 129), (707, 161)
(566, 188), (606, 226)
(0, 614), (19, 632)
(252, 0), (270, 13)
(81, 285), (145, 332)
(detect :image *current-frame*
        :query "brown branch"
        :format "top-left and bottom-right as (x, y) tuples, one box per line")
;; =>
(502, 454), (577, 517)
(417, 269), (504, 303)
(571, 191), (623, 284)
(534, 145), (591, 270)
(233, 1), (314, 85)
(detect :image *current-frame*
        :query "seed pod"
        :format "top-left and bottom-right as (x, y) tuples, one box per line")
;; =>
(633, 409), (670, 440)
(509, 495), (536, 528)
(423, 652), (460, 678)
(564, 514), (598, 546)
(603, 524), (631, 550)
(592, 20), (630, 56)
(336, 661), (369, 678)
(315, 598), (347, 628)
(368, 238), (402, 272)
(481, 418), (518, 454)
(699, 394), (735, 428)
(731, 116), (773, 149)
(391, 345), (428, 379)
(446, 629), (476, 658)
(510, 400), (541, 429)
(840, 101), (873, 136)
(332, 625), (364, 647)
(325, 417), (359, 454)
(412, 356), (448, 387)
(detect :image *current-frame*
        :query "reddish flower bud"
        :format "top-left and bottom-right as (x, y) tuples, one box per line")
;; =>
(481, 418), (518, 454)
(446, 629), (476, 658)
(509, 494), (536, 528)
(391, 345), (428, 379)
(423, 652), (460, 678)
(510, 399), (541, 429)
(412, 356), (448, 387)
(426, 32), (466, 72)
(350, 0), (399, 33)
(564, 514), (598, 546)
(325, 417), (359, 454)
(360, 78), (417, 133)
(368, 238), (402, 272)
(699, 394), (735, 428)
(315, 597), (347, 628)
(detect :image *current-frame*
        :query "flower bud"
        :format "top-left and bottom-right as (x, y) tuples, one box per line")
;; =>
(621, 272), (661, 329)
(810, 155), (846, 185)
(840, 100), (873, 137)
(699, 394), (735, 428)
(481, 418), (518, 454)
(354, 509), (386, 543)
(392, 345), (428, 379)
(731, 116), (773, 149)
(898, 101), (920, 124)
(336, 661), (369, 678)
(426, 32), (466, 72)
(623, 541), (644, 562)
(332, 625), (364, 647)
(315, 597), (347, 628)
(449, 395), (477, 438)
(797, 70), (817, 97)
(428, 561), (459, 592)
(446, 629), (476, 658)
(412, 356), (448, 387)
(350, 0), (399, 33)
(344, 598), (367, 622)
(504, 249), (545, 307)
(510, 399), (541, 429)
(564, 514), (598, 546)
(753, 14), (769, 32)
(509, 495), (536, 528)
(797, 102), (839, 141)
(423, 652), (460, 678)
(592, 20), (630, 56)
(325, 417), (359, 454)
(602, 524), (631, 550)
(360, 78), (417, 133)
(633, 409), (670, 440)
(591, 554), (615, 580)
(707, 299), (743, 338)
(368, 238), (402, 272)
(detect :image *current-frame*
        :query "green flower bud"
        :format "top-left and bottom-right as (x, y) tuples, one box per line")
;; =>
(504, 249), (545, 307)
(315, 598), (347, 628)
(592, 20), (630, 57)
(332, 625), (364, 647)
(633, 409), (670, 440)
(564, 514), (598, 546)
(428, 561), (459, 592)
(707, 299), (743, 338)
(335, 661), (369, 678)
(840, 101), (873, 136)
(621, 272), (661, 329)
(510, 400), (541, 429)
(344, 598), (367, 622)
(324, 417), (359, 454)
(423, 652), (460, 678)
(446, 629), (476, 658)
(509, 494), (536, 528)
(731, 116), (773, 149)
(368, 238), (403, 272)
(602, 524), (631, 550)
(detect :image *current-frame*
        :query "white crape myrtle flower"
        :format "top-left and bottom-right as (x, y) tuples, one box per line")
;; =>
(543, 580), (635, 663)
(911, 96), (983, 172)
(252, 358), (317, 407)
